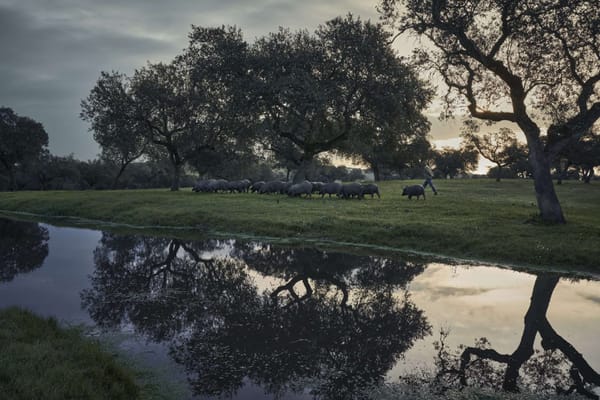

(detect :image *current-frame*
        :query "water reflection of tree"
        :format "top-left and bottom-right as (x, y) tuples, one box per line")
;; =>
(234, 243), (427, 309)
(0, 219), (49, 282)
(82, 234), (431, 399)
(432, 274), (600, 399)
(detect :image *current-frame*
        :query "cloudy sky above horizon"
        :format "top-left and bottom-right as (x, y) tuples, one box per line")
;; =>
(1, 0), (465, 162)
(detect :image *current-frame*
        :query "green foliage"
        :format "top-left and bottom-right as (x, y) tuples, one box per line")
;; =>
(433, 147), (478, 178)
(558, 130), (600, 183)
(0, 107), (49, 191)
(82, 27), (254, 192)
(341, 120), (432, 181)
(1, 156), (198, 191)
(380, 0), (600, 133)
(179, 26), (254, 180)
(252, 14), (433, 182)
(82, 16), (432, 187)
(80, 71), (147, 188)
(461, 123), (528, 181)
(0, 179), (599, 270)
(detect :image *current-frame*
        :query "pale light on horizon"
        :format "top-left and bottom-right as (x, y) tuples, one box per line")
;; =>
(432, 137), (495, 175)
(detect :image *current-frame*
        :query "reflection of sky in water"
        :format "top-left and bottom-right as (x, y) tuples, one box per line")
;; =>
(392, 264), (600, 379)
(1, 220), (599, 398)
(0, 224), (99, 324)
(548, 280), (600, 359)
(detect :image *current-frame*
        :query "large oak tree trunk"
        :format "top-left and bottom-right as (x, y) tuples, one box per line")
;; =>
(293, 156), (313, 184)
(170, 162), (181, 191)
(527, 140), (566, 224)
(1, 159), (16, 191)
(111, 163), (129, 190)
(7, 168), (16, 191)
(372, 163), (381, 182)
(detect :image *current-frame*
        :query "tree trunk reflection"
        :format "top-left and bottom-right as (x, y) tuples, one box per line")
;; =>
(456, 275), (599, 398)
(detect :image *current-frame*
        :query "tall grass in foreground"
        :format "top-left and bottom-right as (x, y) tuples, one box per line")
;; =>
(0, 308), (183, 400)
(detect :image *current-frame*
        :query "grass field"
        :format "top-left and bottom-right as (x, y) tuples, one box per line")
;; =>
(0, 179), (599, 272)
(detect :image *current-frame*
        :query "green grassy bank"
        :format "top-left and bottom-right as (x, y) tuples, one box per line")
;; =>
(0, 308), (139, 400)
(0, 179), (599, 271)
(0, 308), (185, 400)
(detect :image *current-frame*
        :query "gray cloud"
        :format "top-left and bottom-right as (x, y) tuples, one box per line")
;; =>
(580, 293), (600, 305)
(0, 0), (421, 160)
(410, 280), (493, 301)
(0, 2), (181, 158)
(427, 286), (492, 301)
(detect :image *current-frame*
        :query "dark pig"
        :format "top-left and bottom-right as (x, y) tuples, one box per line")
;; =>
(259, 180), (287, 194)
(361, 183), (380, 198)
(319, 182), (342, 198)
(402, 184), (425, 200)
(287, 181), (313, 197)
(340, 183), (364, 199)
(250, 181), (265, 193)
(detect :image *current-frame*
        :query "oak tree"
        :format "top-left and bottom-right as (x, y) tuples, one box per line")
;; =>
(380, 0), (600, 223)
(340, 110), (432, 181)
(0, 107), (48, 191)
(252, 15), (432, 182)
(81, 71), (147, 188)
(434, 146), (479, 178)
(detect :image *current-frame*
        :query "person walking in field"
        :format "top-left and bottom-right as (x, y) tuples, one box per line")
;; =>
(423, 165), (438, 195)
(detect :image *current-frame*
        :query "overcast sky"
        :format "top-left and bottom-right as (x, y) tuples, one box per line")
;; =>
(0, 0), (463, 161)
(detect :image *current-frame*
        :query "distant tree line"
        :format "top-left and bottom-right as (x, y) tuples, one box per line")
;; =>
(460, 123), (599, 182)
(0, 147), (371, 192)
(2, 102), (597, 191)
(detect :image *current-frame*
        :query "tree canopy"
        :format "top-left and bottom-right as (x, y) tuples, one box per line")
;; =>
(434, 146), (478, 178)
(130, 60), (196, 191)
(340, 112), (432, 181)
(82, 26), (252, 191)
(558, 129), (600, 183)
(81, 71), (147, 188)
(252, 15), (433, 182)
(0, 107), (49, 191)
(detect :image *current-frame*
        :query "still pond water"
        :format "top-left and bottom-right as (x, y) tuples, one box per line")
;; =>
(0, 217), (599, 399)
